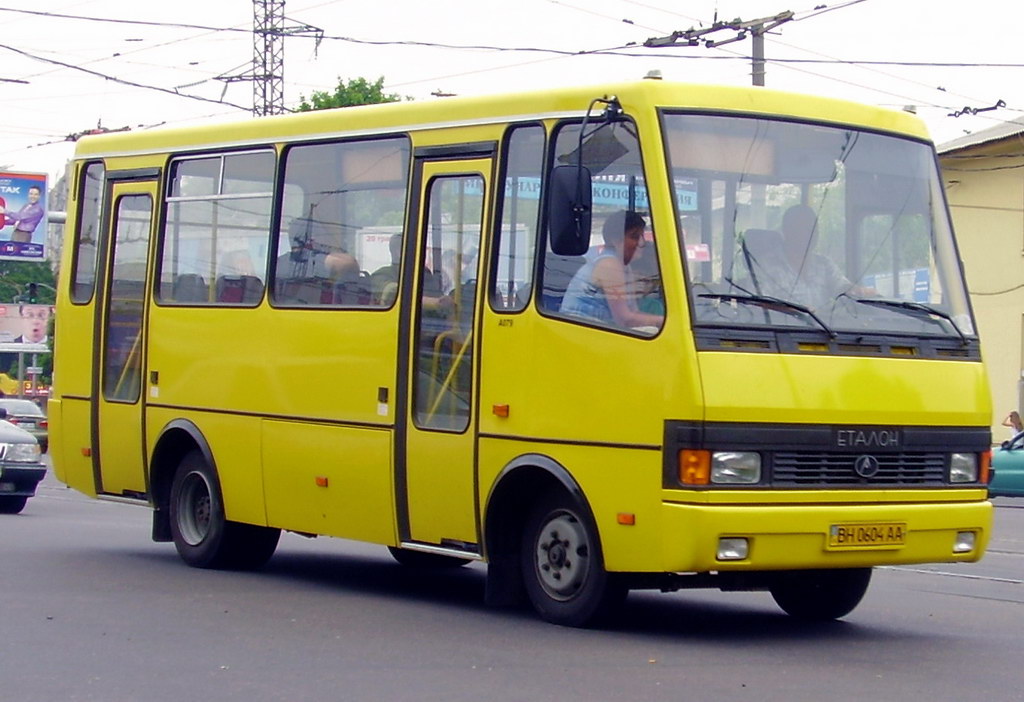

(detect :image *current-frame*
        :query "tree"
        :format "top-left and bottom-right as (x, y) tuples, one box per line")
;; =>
(296, 76), (402, 112)
(0, 261), (55, 304)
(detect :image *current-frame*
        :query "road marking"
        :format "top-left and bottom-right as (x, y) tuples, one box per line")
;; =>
(881, 565), (1024, 585)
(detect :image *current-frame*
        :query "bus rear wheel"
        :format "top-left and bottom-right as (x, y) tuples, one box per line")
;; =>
(769, 568), (872, 621)
(520, 492), (625, 627)
(169, 450), (280, 570)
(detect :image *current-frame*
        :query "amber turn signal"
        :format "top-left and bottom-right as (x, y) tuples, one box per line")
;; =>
(678, 449), (711, 485)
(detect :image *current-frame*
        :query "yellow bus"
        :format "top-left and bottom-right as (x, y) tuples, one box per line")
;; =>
(50, 79), (992, 627)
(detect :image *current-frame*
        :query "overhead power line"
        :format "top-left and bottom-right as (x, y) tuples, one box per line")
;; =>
(0, 42), (251, 112)
(644, 10), (795, 86)
(1, 7), (1023, 70)
(0, 6), (250, 34)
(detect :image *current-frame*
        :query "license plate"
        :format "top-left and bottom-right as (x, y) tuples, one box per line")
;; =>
(828, 522), (906, 549)
(0, 482), (15, 493)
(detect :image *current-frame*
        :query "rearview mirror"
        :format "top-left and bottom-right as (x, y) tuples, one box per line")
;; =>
(547, 165), (592, 256)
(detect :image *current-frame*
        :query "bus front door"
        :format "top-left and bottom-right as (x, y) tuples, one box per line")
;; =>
(92, 178), (157, 497)
(397, 155), (492, 553)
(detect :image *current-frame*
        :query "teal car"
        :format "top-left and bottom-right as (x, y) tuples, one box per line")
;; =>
(991, 431), (1024, 497)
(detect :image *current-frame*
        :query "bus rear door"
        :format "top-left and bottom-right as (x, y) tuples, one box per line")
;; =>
(92, 175), (157, 497)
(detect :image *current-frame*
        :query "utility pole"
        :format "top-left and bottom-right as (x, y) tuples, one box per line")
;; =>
(218, 0), (323, 116)
(645, 10), (794, 87)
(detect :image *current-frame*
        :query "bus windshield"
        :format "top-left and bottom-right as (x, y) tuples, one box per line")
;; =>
(662, 113), (975, 341)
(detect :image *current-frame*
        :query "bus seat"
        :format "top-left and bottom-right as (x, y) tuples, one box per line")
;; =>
(216, 275), (265, 304)
(540, 254), (585, 311)
(332, 271), (371, 305)
(171, 274), (208, 303)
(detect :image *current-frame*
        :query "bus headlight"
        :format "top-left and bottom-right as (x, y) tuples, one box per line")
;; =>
(711, 452), (761, 484)
(949, 453), (978, 483)
(0, 442), (41, 463)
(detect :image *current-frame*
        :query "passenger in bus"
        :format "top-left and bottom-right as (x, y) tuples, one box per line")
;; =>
(768, 204), (869, 309)
(220, 249), (259, 277)
(559, 210), (664, 332)
(325, 251), (368, 304)
(369, 234), (403, 305)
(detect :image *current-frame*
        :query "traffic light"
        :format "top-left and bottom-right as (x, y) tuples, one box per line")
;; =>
(26, 283), (37, 304)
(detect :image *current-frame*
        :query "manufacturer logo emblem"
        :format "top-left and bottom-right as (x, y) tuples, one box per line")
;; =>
(854, 455), (881, 479)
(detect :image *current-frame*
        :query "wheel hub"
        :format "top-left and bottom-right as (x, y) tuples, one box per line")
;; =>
(176, 470), (213, 547)
(534, 512), (590, 600)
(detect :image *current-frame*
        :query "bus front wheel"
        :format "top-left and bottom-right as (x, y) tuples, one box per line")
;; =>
(520, 492), (625, 627)
(169, 450), (280, 570)
(769, 568), (872, 621)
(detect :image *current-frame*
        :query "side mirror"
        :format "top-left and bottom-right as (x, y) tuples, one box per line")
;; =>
(1001, 440), (1010, 449)
(547, 165), (592, 256)
(0, 408), (7, 420)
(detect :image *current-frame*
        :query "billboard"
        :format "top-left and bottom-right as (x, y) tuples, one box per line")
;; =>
(0, 171), (47, 262)
(0, 303), (52, 354)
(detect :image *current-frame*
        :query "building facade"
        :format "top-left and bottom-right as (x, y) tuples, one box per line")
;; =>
(939, 119), (1024, 441)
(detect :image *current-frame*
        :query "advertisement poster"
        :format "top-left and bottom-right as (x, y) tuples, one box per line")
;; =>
(0, 172), (47, 262)
(0, 303), (52, 354)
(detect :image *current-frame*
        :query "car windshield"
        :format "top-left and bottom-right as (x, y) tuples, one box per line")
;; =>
(0, 400), (43, 416)
(662, 113), (975, 341)
(1005, 431), (1024, 451)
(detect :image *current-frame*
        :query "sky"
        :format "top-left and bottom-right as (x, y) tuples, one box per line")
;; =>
(3, 0), (1024, 186)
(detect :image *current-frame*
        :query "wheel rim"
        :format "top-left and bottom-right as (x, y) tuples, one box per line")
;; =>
(175, 470), (213, 546)
(533, 509), (592, 601)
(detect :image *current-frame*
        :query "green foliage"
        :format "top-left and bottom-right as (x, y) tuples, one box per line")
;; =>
(0, 260), (56, 304)
(296, 76), (401, 112)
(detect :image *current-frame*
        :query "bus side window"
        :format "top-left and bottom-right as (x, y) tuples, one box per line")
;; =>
(274, 137), (412, 309)
(540, 119), (664, 336)
(159, 151), (274, 307)
(70, 162), (105, 304)
(491, 124), (545, 311)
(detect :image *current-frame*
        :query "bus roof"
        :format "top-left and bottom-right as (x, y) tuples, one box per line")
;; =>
(72, 79), (931, 161)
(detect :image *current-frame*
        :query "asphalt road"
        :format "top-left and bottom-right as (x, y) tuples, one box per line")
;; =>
(3, 467), (1022, 702)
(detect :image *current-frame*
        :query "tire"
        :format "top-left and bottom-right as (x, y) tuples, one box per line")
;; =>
(168, 450), (280, 570)
(0, 496), (28, 514)
(520, 491), (626, 627)
(770, 568), (872, 621)
(387, 546), (471, 569)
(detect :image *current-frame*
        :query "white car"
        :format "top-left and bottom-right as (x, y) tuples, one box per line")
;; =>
(0, 408), (46, 514)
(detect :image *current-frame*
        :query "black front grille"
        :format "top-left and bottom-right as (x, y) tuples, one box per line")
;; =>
(771, 452), (947, 486)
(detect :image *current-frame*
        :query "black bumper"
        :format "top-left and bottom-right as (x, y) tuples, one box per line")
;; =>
(0, 464), (46, 497)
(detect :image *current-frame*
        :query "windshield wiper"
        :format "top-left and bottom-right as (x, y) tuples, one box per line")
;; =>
(699, 291), (836, 338)
(848, 297), (968, 344)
